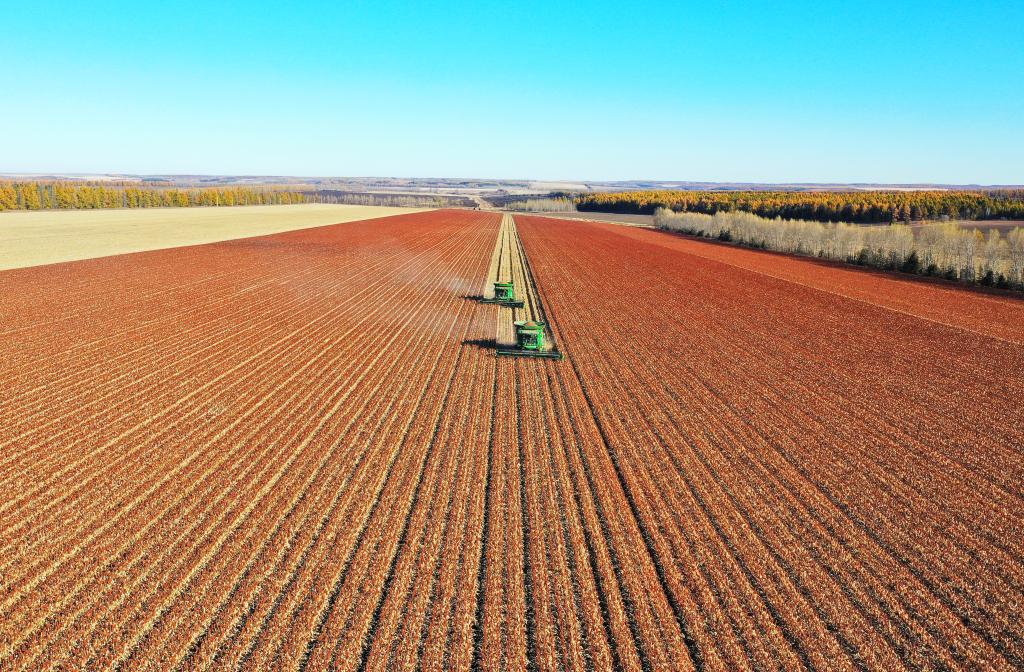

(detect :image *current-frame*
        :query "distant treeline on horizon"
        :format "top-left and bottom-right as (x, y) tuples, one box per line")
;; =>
(0, 181), (312, 211)
(576, 189), (1024, 224)
(313, 190), (474, 208)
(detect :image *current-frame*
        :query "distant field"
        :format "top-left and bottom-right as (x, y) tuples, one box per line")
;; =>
(0, 203), (427, 270)
(523, 210), (655, 227)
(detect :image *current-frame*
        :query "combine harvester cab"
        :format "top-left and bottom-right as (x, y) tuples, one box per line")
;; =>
(481, 280), (525, 308)
(499, 319), (562, 359)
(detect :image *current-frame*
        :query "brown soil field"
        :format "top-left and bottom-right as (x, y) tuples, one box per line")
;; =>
(1, 209), (1022, 669)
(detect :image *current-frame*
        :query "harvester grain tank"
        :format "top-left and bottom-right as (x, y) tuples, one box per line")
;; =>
(514, 320), (545, 351)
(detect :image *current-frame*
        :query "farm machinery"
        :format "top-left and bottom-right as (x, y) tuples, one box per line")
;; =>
(481, 281), (524, 308)
(496, 320), (563, 360)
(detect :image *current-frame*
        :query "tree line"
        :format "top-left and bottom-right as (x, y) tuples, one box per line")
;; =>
(313, 191), (473, 208)
(577, 189), (1024, 224)
(655, 208), (1024, 290)
(502, 197), (578, 213)
(0, 182), (312, 211)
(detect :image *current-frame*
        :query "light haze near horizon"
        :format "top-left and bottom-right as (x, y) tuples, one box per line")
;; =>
(2, 0), (1022, 184)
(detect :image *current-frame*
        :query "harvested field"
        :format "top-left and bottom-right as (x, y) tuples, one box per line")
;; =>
(0, 203), (426, 270)
(1, 209), (1022, 669)
(522, 211), (656, 228)
(484, 214), (558, 352)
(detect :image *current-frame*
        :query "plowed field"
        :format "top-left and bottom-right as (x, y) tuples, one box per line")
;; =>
(1, 209), (1022, 670)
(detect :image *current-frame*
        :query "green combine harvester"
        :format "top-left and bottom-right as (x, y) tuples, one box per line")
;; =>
(481, 281), (524, 308)
(497, 320), (563, 360)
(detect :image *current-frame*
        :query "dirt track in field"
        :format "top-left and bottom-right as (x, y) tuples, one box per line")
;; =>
(1, 209), (1021, 670)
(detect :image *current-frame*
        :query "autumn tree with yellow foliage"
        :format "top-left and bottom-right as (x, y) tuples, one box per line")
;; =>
(578, 189), (1024, 224)
(0, 182), (312, 212)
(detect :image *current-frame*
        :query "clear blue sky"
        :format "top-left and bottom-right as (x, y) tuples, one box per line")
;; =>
(2, 0), (1022, 183)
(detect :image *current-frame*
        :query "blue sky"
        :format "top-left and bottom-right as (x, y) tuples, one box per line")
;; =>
(2, 0), (1022, 183)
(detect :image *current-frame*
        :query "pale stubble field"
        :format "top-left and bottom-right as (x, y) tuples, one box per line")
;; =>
(0, 203), (427, 270)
